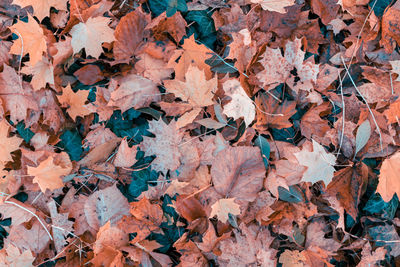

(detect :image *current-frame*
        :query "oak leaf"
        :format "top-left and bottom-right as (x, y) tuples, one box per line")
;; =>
(9, 15), (47, 66)
(57, 84), (93, 121)
(376, 151), (400, 202)
(0, 120), (22, 164)
(70, 16), (115, 58)
(222, 79), (255, 127)
(209, 198), (241, 223)
(294, 140), (336, 185)
(27, 153), (72, 192)
(12, 0), (68, 21)
(140, 119), (184, 173)
(251, 0), (295, 13)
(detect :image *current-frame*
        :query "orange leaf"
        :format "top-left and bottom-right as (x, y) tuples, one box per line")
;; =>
(27, 153), (72, 192)
(9, 14), (47, 66)
(12, 0), (68, 21)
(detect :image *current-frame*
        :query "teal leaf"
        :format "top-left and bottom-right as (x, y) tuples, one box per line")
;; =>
(16, 121), (34, 143)
(58, 130), (83, 161)
(254, 135), (270, 168)
(278, 185), (304, 203)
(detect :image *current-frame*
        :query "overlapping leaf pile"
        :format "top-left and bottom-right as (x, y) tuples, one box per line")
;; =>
(1, 0), (400, 266)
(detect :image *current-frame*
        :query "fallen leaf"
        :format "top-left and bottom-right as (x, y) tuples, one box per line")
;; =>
(84, 184), (130, 230)
(211, 146), (265, 206)
(114, 8), (150, 62)
(9, 14), (47, 66)
(164, 64), (217, 108)
(27, 153), (72, 192)
(251, 0), (295, 13)
(57, 84), (93, 121)
(21, 57), (55, 91)
(70, 16), (115, 58)
(209, 198), (241, 223)
(222, 79), (255, 127)
(0, 119), (22, 164)
(140, 119), (184, 173)
(294, 140), (336, 185)
(114, 138), (137, 168)
(108, 73), (160, 113)
(12, 0), (68, 21)
(376, 151), (400, 202)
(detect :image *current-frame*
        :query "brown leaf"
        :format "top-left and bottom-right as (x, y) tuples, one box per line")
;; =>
(84, 184), (130, 230)
(114, 8), (151, 62)
(326, 163), (368, 219)
(211, 146), (265, 206)
(74, 64), (103, 85)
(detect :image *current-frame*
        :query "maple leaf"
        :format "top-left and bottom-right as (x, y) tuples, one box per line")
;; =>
(140, 119), (184, 173)
(118, 197), (163, 243)
(114, 138), (137, 168)
(70, 16), (115, 58)
(222, 79), (255, 127)
(0, 120), (22, 164)
(210, 198), (241, 223)
(108, 73), (160, 113)
(171, 35), (213, 81)
(376, 151), (400, 202)
(384, 100), (400, 124)
(27, 153), (72, 192)
(251, 0), (295, 13)
(93, 221), (128, 254)
(57, 84), (93, 121)
(2, 244), (35, 267)
(9, 14), (47, 66)
(21, 57), (54, 91)
(294, 140), (336, 185)
(357, 243), (386, 267)
(12, 0), (68, 21)
(163, 64), (217, 108)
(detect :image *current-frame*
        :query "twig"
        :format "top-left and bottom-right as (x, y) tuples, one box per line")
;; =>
(341, 56), (383, 151)
(337, 70), (345, 158)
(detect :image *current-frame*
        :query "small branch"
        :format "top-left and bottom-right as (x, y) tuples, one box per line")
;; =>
(341, 56), (383, 151)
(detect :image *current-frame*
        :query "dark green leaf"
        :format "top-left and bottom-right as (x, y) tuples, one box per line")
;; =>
(278, 185), (304, 203)
(254, 135), (270, 168)
(369, 0), (392, 17)
(16, 121), (34, 143)
(363, 193), (398, 220)
(205, 54), (237, 74)
(58, 130), (83, 161)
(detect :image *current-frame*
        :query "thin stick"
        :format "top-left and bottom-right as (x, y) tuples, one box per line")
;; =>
(4, 200), (53, 240)
(341, 56), (383, 151)
(337, 70), (345, 158)
(252, 99), (284, 117)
